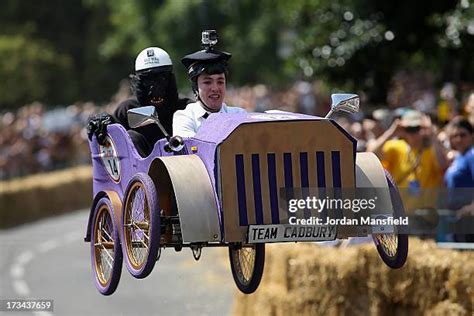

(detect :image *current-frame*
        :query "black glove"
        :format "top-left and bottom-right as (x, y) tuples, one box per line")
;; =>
(86, 113), (115, 145)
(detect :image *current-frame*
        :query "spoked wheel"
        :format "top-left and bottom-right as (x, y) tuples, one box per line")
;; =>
(372, 170), (409, 269)
(122, 173), (160, 278)
(91, 197), (122, 295)
(229, 243), (265, 294)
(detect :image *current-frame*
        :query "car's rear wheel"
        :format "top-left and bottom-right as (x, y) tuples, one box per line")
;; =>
(91, 197), (122, 295)
(372, 170), (409, 269)
(229, 243), (265, 294)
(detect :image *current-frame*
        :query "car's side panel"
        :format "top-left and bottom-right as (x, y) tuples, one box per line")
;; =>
(355, 152), (392, 214)
(153, 155), (221, 243)
(219, 120), (356, 242)
(90, 125), (137, 200)
(84, 190), (122, 242)
(354, 152), (393, 236)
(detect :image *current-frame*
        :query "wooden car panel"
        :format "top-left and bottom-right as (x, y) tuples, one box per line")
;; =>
(218, 120), (356, 242)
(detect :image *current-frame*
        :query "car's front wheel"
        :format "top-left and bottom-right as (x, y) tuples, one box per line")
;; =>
(372, 170), (409, 269)
(229, 243), (265, 294)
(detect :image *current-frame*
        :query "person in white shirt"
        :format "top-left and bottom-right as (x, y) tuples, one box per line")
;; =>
(173, 30), (246, 137)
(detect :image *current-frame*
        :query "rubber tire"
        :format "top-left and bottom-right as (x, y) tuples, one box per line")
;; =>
(122, 173), (160, 278)
(372, 170), (409, 269)
(229, 243), (265, 294)
(91, 197), (122, 295)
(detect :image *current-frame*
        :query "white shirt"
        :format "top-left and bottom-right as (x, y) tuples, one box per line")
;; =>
(173, 101), (246, 137)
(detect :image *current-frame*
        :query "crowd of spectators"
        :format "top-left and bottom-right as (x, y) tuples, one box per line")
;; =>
(1, 79), (473, 181)
(1, 76), (473, 241)
(0, 102), (92, 180)
(0, 80), (325, 181)
(0, 80), (130, 180)
(331, 79), (474, 242)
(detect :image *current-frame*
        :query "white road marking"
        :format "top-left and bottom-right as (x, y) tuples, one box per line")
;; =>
(10, 251), (34, 296)
(16, 250), (34, 265)
(12, 279), (30, 296)
(37, 240), (60, 253)
(10, 230), (82, 316)
(10, 265), (24, 279)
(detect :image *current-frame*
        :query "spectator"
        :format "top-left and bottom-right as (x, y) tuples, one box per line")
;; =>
(441, 116), (474, 242)
(464, 92), (474, 128)
(369, 109), (447, 188)
(444, 116), (474, 189)
(437, 82), (458, 125)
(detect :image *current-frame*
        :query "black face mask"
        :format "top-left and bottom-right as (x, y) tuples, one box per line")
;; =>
(130, 70), (179, 120)
(132, 71), (171, 106)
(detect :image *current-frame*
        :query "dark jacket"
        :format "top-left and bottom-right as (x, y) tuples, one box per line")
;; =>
(113, 96), (190, 145)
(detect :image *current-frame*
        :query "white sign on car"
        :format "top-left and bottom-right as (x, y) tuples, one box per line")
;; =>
(99, 136), (121, 182)
(248, 224), (337, 243)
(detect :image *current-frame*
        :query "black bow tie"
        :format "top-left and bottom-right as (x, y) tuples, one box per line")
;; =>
(202, 112), (210, 119)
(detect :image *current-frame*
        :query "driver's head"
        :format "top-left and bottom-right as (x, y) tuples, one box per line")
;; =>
(130, 47), (178, 108)
(182, 42), (231, 112)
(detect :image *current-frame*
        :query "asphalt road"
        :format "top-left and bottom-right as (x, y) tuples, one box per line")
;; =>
(0, 210), (235, 316)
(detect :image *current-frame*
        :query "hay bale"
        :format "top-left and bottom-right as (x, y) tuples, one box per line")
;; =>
(0, 166), (92, 227)
(369, 240), (451, 311)
(426, 300), (467, 316)
(285, 244), (370, 315)
(233, 238), (474, 315)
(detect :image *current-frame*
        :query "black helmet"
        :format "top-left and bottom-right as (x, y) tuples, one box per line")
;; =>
(181, 30), (231, 94)
(182, 50), (231, 80)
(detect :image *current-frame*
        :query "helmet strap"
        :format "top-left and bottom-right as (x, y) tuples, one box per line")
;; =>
(192, 78), (220, 113)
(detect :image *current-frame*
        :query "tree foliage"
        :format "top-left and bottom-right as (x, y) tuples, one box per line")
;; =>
(0, 0), (129, 108)
(1, 0), (473, 109)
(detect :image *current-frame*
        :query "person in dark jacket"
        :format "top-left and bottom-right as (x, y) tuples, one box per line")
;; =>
(88, 47), (190, 156)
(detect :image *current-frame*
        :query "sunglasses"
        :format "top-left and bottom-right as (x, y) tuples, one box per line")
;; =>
(404, 126), (421, 134)
(450, 132), (470, 139)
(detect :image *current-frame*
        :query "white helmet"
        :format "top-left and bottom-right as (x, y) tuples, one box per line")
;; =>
(135, 47), (173, 72)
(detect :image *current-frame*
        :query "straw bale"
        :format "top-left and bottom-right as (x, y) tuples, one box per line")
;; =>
(425, 300), (468, 316)
(444, 252), (474, 311)
(286, 244), (369, 315)
(370, 242), (448, 310)
(233, 238), (474, 316)
(0, 166), (92, 227)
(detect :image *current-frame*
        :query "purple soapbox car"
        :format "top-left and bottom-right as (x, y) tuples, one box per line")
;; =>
(84, 94), (408, 295)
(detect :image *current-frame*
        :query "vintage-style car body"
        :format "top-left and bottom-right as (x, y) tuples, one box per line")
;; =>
(85, 94), (408, 295)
